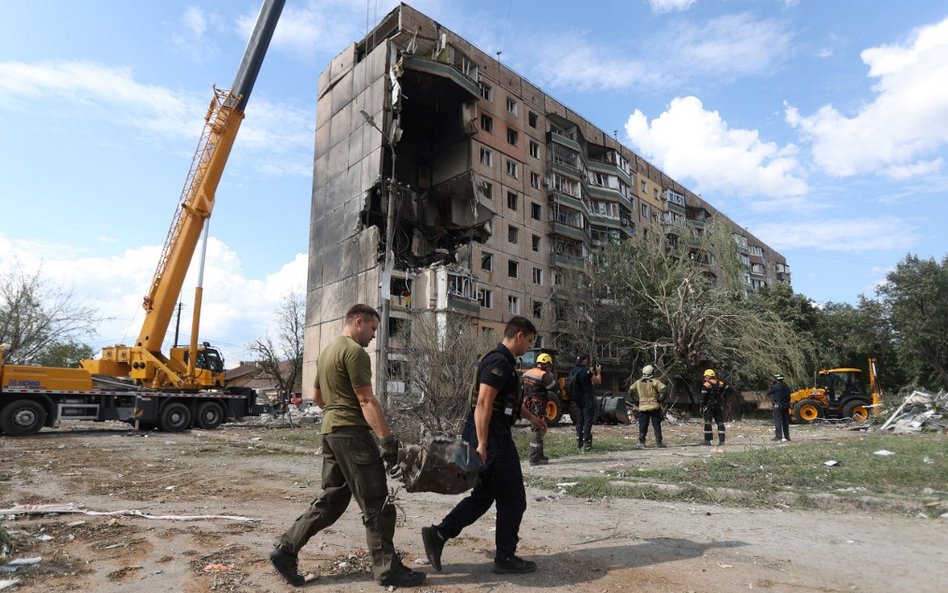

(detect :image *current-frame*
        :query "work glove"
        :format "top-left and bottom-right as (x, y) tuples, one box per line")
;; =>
(379, 434), (400, 472)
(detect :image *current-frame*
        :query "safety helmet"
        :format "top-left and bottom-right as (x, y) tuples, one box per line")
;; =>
(642, 364), (654, 378)
(703, 369), (716, 377)
(774, 373), (784, 381)
(536, 353), (553, 365)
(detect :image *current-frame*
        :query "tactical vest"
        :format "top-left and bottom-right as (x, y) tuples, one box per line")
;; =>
(468, 350), (523, 426)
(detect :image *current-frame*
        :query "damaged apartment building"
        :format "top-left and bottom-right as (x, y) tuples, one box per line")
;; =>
(303, 3), (791, 398)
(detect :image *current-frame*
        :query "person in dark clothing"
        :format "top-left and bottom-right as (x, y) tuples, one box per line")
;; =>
(569, 353), (601, 451)
(700, 368), (728, 445)
(421, 316), (547, 576)
(522, 352), (555, 465)
(768, 373), (792, 442)
(269, 304), (425, 588)
(628, 364), (668, 447)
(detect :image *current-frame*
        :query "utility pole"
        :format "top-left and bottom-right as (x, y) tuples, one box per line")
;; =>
(173, 302), (183, 348)
(360, 109), (397, 410)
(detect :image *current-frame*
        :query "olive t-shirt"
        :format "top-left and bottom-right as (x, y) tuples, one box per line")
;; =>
(316, 335), (373, 434)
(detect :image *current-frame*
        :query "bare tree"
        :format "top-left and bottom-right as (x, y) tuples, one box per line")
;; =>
(0, 266), (100, 365)
(387, 311), (497, 440)
(247, 292), (305, 401)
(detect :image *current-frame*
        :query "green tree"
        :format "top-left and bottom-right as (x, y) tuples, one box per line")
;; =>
(877, 254), (948, 389)
(0, 266), (100, 365)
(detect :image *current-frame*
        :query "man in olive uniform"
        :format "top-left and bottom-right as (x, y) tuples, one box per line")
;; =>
(700, 368), (728, 445)
(628, 364), (668, 447)
(421, 316), (547, 575)
(522, 353), (555, 465)
(269, 304), (425, 588)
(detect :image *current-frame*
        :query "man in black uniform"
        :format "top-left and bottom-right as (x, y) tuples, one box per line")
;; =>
(569, 354), (601, 451)
(421, 316), (547, 575)
(700, 368), (728, 446)
(767, 373), (792, 442)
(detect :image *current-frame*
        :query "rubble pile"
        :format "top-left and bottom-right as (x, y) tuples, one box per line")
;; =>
(880, 390), (948, 433)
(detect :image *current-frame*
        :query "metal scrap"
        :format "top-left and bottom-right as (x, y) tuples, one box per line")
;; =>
(394, 434), (481, 495)
(880, 390), (948, 433)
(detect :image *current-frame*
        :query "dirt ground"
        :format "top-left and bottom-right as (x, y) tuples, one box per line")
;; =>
(1, 418), (945, 593)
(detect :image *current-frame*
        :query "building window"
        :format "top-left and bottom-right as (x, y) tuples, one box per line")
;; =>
(480, 82), (492, 101)
(508, 259), (519, 278)
(508, 294), (520, 315)
(531, 202), (542, 221)
(532, 267), (543, 285)
(480, 147), (492, 167)
(531, 234), (541, 252)
(530, 171), (540, 189)
(508, 225), (519, 244)
(482, 181), (493, 199)
(506, 160), (519, 179)
(480, 114), (493, 133)
(481, 251), (493, 272)
(528, 111), (538, 128)
(478, 289), (493, 308)
(641, 203), (649, 218)
(506, 97), (517, 115)
(507, 127), (518, 145)
(532, 300), (543, 318)
(529, 140), (539, 159)
(640, 180), (647, 193)
(507, 191), (518, 211)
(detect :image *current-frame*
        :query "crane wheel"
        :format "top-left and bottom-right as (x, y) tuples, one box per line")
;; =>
(196, 401), (225, 430)
(843, 400), (870, 423)
(159, 401), (192, 432)
(792, 399), (823, 424)
(0, 399), (47, 436)
(545, 396), (563, 426)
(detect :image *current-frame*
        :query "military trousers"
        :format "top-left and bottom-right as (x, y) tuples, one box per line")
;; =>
(275, 426), (400, 580)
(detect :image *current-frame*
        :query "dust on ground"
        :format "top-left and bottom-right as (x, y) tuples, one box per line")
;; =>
(1, 419), (945, 593)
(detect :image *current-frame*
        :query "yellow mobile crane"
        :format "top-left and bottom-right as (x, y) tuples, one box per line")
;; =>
(0, 0), (285, 436)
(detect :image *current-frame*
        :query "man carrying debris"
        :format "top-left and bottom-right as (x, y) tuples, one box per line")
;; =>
(768, 373), (792, 442)
(421, 316), (547, 575)
(628, 364), (668, 448)
(700, 368), (728, 446)
(269, 304), (425, 588)
(522, 352), (555, 465)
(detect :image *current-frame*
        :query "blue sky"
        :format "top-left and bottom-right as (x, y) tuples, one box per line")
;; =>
(2, 0), (947, 366)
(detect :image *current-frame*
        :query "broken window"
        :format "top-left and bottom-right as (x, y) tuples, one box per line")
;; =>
(480, 114), (493, 133)
(529, 140), (539, 159)
(447, 272), (477, 300)
(531, 234), (541, 252)
(508, 225), (519, 244)
(508, 294), (520, 314)
(478, 289), (493, 309)
(507, 127), (518, 145)
(528, 111), (538, 128)
(480, 82), (492, 101)
(531, 202), (541, 220)
(480, 147), (492, 167)
(532, 267), (543, 285)
(507, 191), (518, 211)
(481, 252), (493, 271)
(505, 160), (519, 179)
(532, 300), (543, 318)
(506, 97), (517, 115)
(508, 259), (519, 278)
(530, 172), (540, 189)
(482, 181), (493, 199)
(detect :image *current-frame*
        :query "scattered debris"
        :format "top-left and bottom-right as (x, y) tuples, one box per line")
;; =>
(395, 434), (481, 495)
(0, 579), (20, 591)
(824, 460), (839, 467)
(880, 390), (948, 433)
(873, 450), (895, 456)
(0, 503), (259, 522)
(202, 563), (233, 572)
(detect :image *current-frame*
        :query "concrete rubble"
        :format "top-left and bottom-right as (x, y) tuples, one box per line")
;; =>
(880, 390), (948, 433)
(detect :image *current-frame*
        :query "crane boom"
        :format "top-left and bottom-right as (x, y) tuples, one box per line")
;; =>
(83, 0), (285, 390)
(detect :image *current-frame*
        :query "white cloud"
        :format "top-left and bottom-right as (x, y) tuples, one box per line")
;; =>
(752, 217), (917, 253)
(624, 96), (807, 200)
(532, 13), (791, 92)
(0, 233), (306, 367)
(171, 6), (226, 59)
(648, 0), (697, 13)
(785, 17), (948, 179)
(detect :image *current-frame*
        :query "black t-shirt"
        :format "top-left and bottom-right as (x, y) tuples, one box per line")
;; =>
(570, 365), (594, 404)
(477, 343), (520, 427)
